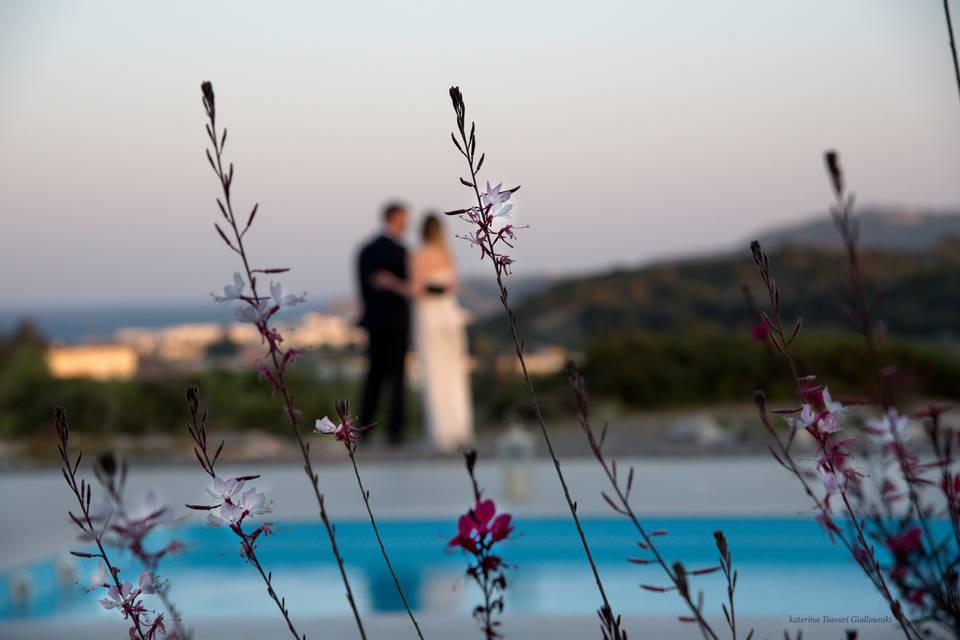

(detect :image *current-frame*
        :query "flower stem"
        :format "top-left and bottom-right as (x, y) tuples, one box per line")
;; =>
(447, 87), (618, 627)
(944, 0), (960, 105)
(201, 82), (366, 639)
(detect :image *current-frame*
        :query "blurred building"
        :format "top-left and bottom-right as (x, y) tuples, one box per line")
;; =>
(496, 345), (569, 377)
(115, 323), (260, 363)
(286, 312), (366, 350)
(46, 344), (139, 380)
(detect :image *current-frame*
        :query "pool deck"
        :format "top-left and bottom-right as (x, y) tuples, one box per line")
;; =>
(0, 613), (905, 639)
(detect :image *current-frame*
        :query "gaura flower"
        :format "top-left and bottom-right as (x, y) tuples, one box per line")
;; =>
(270, 281), (304, 308)
(234, 300), (271, 324)
(91, 561), (110, 588)
(207, 486), (270, 527)
(98, 570), (154, 610)
(820, 468), (844, 494)
(215, 272), (245, 302)
(448, 499), (513, 554)
(206, 476), (246, 502)
(886, 527), (922, 556)
(751, 320), (772, 341)
(865, 409), (912, 445)
(314, 414), (370, 445)
(480, 182), (514, 224)
(785, 386), (844, 434)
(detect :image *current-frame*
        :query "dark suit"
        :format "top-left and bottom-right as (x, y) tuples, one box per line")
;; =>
(357, 234), (409, 443)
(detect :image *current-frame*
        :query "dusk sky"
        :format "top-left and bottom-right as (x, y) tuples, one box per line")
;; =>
(1, 0), (958, 309)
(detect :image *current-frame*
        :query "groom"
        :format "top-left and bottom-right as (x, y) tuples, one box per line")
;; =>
(357, 202), (410, 445)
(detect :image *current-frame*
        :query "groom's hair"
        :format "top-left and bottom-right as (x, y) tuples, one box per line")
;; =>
(382, 202), (407, 221)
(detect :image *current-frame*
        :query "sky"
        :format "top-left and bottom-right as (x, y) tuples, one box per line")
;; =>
(1, 0), (959, 309)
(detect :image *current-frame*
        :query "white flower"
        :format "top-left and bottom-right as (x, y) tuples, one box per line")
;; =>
(270, 281), (304, 308)
(865, 409), (912, 445)
(216, 272), (246, 302)
(206, 485), (270, 527)
(237, 486), (268, 517)
(207, 501), (243, 527)
(821, 388), (843, 414)
(97, 570), (154, 610)
(136, 569), (155, 595)
(99, 581), (134, 610)
(90, 561), (110, 588)
(785, 391), (844, 434)
(314, 416), (337, 435)
(234, 300), (270, 324)
(480, 182), (514, 224)
(786, 405), (817, 430)
(206, 476), (245, 502)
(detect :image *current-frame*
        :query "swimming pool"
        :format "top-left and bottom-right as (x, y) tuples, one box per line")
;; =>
(0, 516), (919, 623)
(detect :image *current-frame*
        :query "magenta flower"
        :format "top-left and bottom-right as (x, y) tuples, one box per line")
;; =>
(751, 320), (773, 341)
(886, 527), (923, 556)
(448, 499), (513, 552)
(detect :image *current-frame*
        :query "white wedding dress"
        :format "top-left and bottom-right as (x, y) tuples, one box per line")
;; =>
(413, 269), (474, 452)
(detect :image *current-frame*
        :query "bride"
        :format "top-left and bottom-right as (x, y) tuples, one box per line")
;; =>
(374, 214), (474, 451)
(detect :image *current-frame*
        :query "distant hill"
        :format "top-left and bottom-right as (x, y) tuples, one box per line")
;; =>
(471, 237), (960, 349)
(753, 207), (960, 252)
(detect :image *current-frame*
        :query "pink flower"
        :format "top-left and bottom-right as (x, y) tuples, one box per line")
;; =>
(886, 527), (922, 556)
(751, 320), (772, 341)
(448, 499), (513, 553)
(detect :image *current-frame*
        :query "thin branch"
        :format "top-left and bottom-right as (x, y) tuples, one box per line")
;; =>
(446, 86), (621, 636)
(199, 81), (366, 638)
(944, 0), (960, 105)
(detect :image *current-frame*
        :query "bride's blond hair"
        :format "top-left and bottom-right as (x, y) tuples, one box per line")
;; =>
(421, 213), (449, 254)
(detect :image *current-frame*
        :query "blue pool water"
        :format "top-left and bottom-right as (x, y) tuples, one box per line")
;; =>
(0, 517), (928, 622)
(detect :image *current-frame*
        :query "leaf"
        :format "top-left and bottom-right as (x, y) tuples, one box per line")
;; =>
(214, 223), (235, 250)
(243, 203), (258, 234)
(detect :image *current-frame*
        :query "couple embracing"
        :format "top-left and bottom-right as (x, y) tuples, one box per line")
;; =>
(356, 203), (473, 452)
